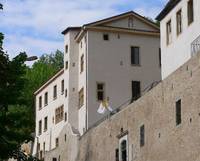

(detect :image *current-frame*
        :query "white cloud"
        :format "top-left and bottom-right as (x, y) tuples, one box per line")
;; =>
(0, 0), (166, 59)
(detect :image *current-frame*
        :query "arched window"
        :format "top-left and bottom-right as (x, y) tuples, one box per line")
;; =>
(121, 140), (127, 161)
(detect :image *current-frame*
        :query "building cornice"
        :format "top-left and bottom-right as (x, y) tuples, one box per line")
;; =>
(75, 26), (160, 42)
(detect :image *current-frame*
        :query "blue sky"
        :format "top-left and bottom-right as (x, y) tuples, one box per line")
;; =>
(0, 0), (168, 59)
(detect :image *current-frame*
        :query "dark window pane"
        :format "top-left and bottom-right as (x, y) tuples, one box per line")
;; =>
(121, 140), (127, 161)
(132, 81), (141, 101)
(131, 47), (140, 65)
(140, 124), (145, 147)
(176, 99), (182, 125)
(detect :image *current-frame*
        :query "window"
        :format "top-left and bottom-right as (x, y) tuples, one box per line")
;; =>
(188, 0), (194, 25)
(128, 17), (134, 28)
(176, 9), (182, 35)
(103, 34), (109, 41)
(55, 105), (64, 124)
(115, 149), (119, 161)
(43, 142), (45, 154)
(97, 83), (105, 101)
(53, 85), (57, 99)
(55, 138), (59, 147)
(44, 116), (48, 131)
(65, 89), (67, 97)
(65, 61), (68, 70)
(140, 124), (145, 147)
(80, 55), (84, 73)
(52, 158), (57, 161)
(65, 45), (68, 53)
(159, 48), (161, 67)
(79, 88), (84, 108)
(65, 112), (67, 122)
(176, 99), (182, 126)
(80, 41), (83, 48)
(131, 46), (140, 65)
(166, 20), (172, 45)
(44, 92), (48, 106)
(39, 120), (42, 135)
(121, 140), (127, 161)
(39, 96), (42, 109)
(61, 80), (64, 95)
(132, 81), (141, 101)
(64, 134), (67, 142)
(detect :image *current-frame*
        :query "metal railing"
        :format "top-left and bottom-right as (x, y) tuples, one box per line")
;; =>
(191, 35), (200, 56)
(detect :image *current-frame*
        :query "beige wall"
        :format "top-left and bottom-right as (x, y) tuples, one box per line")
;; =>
(76, 52), (200, 161)
(86, 30), (161, 129)
(45, 124), (79, 161)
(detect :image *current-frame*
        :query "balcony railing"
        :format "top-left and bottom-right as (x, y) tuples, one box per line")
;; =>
(191, 35), (200, 56)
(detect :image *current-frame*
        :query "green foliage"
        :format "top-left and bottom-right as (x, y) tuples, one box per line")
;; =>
(0, 24), (63, 159)
(0, 38), (30, 159)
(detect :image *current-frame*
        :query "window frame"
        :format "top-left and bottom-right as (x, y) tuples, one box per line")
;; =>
(53, 85), (57, 100)
(44, 116), (48, 132)
(61, 80), (64, 95)
(96, 82), (105, 102)
(103, 33), (109, 41)
(131, 46), (140, 66)
(176, 99), (182, 126)
(55, 105), (64, 124)
(65, 45), (68, 54)
(176, 9), (182, 36)
(80, 54), (84, 73)
(166, 19), (172, 45)
(188, 0), (194, 26)
(44, 92), (48, 106)
(39, 96), (42, 110)
(140, 124), (145, 147)
(79, 88), (84, 108)
(39, 120), (42, 135)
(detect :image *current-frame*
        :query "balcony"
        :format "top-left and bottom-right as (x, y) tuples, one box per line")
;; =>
(191, 35), (200, 56)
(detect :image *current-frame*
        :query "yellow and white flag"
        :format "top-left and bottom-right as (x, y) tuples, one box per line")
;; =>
(97, 99), (113, 114)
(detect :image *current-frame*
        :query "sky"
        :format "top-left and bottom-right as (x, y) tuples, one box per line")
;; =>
(0, 0), (168, 59)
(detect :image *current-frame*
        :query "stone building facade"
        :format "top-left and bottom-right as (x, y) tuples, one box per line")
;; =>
(45, 52), (200, 161)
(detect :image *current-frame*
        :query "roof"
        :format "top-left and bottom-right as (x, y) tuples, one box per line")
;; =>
(61, 27), (81, 35)
(156, 0), (181, 21)
(83, 11), (159, 29)
(34, 68), (64, 95)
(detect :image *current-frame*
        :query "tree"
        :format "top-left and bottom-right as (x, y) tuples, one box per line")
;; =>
(0, 35), (33, 159)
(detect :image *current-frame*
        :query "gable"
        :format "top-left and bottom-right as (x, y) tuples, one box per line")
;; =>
(84, 11), (159, 32)
(102, 15), (158, 32)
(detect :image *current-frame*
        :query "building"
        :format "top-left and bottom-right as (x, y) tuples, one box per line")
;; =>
(32, 11), (161, 159)
(156, 0), (200, 79)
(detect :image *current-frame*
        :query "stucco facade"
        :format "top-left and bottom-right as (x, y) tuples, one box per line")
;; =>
(157, 0), (200, 79)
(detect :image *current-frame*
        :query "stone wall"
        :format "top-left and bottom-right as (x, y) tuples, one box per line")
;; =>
(76, 52), (200, 161)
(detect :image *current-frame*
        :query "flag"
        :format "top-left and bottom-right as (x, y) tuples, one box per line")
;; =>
(97, 102), (106, 114)
(97, 99), (113, 114)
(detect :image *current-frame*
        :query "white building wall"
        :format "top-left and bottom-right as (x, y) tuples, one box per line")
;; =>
(160, 0), (200, 79)
(33, 71), (65, 155)
(64, 30), (80, 130)
(86, 30), (161, 129)
(78, 34), (88, 134)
